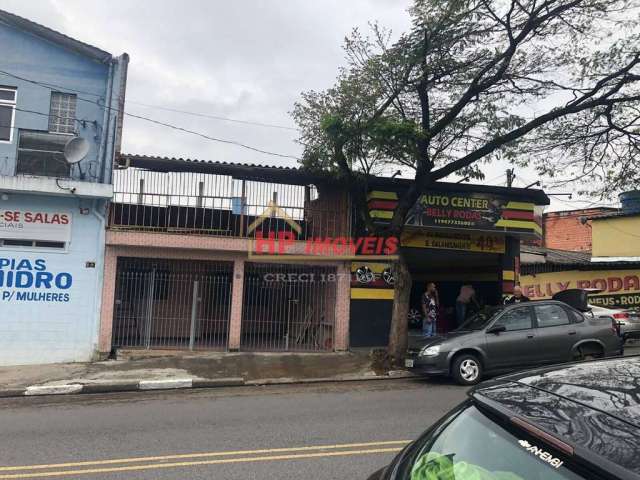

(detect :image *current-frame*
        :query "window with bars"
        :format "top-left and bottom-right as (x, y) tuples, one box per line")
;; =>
(48, 92), (77, 134)
(0, 87), (16, 142)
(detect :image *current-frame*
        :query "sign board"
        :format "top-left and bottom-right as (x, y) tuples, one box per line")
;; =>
(0, 210), (72, 243)
(401, 230), (505, 254)
(520, 269), (640, 308)
(406, 192), (541, 236)
(0, 257), (74, 303)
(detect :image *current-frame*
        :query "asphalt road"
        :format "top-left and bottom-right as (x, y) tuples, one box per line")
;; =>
(0, 379), (467, 480)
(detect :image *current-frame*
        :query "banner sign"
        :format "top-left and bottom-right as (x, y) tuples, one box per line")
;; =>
(367, 190), (542, 237)
(520, 269), (640, 308)
(407, 193), (541, 235)
(0, 210), (72, 243)
(0, 257), (73, 303)
(401, 230), (505, 254)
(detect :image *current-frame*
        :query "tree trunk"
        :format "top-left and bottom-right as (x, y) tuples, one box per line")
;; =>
(388, 253), (411, 364)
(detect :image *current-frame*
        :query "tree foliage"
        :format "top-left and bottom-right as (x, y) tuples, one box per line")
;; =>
(291, 0), (640, 359)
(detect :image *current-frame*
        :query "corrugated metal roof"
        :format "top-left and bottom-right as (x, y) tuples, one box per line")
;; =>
(120, 153), (301, 171)
(119, 153), (550, 205)
(521, 245), (592, 265)
(521, 245), (640, 274)
(0, 9), (113, 63)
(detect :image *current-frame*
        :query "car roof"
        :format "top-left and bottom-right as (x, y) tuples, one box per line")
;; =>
(502, 299), (574, 309)
(471, 357), (640, 476)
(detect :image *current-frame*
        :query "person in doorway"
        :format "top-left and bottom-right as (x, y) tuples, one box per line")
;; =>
(455, 283), (478, 328)
(504, 285), (530, 304)
(421, 282), (439, 337)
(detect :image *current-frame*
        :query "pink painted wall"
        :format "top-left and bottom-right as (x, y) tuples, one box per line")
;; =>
(99, 231), (350, 354)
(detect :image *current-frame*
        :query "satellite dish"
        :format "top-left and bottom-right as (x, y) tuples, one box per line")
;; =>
(64, 137), (90, 164)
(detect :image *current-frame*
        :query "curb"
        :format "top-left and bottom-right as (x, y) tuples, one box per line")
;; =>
(0, 372), (415, 399)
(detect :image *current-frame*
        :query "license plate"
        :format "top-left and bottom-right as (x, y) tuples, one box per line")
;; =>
(405, 359), (414, 368)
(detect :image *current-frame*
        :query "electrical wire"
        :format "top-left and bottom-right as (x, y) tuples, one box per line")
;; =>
(3, 106), (301, 160)
(127, 101), (298, 131)
(0, 69), (299, 132)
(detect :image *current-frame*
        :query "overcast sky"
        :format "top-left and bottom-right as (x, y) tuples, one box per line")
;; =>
(3, 0), (608, 211)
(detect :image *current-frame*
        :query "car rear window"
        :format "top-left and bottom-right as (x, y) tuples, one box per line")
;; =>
(399, 406), (593, 480)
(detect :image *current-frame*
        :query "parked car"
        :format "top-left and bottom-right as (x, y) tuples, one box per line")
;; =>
(589, 303), (640, 341)
(368, 357), (640, 480)
(554, 288), (640, 341)
(404, 300), (622, 385)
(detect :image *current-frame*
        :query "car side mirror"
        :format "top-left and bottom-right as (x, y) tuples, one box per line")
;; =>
(486, 325), (506, 335)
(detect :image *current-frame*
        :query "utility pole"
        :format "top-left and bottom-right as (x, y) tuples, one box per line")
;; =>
(506, 168), (515, 188)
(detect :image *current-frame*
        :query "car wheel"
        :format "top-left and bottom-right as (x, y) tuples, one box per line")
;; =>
(575, 344), (604, 361)
(452, 354), (482, 386)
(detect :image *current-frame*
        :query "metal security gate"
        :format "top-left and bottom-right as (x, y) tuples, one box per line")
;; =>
(112, 258), (233, 350)
(241, 263), (336, 351)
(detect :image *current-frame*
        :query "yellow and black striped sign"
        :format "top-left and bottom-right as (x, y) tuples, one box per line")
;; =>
(368, 190), (542, 237)
(350, 262), (395, 300)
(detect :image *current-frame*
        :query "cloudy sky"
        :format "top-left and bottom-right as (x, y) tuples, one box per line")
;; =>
(3, 0), (607, 211)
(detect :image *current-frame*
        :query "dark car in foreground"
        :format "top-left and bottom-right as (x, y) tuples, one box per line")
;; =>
(405, 300), (622, 385)
(369, 357), (640, 480)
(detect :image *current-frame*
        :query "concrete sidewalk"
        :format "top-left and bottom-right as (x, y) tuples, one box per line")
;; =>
(0, 349), (408, 398)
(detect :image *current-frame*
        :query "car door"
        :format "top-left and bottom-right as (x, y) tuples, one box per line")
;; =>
(484, 306), (537, 371)
(532, 303), (576, 364)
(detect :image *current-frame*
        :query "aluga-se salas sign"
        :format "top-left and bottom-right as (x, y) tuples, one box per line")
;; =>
(0, 210), (72, 243)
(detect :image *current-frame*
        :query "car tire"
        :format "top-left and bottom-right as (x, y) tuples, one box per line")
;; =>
(452, 353), (482, 386)
(575, 344), (604, 361)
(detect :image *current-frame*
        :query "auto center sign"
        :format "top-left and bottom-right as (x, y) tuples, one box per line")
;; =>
(406, 192), (542, 237)
(0, 209), (72, 243)
(520, 269), (640, 308)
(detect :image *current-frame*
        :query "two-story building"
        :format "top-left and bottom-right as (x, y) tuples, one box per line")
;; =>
(0, 10), (128, 365)
(97, 154), (548, 356)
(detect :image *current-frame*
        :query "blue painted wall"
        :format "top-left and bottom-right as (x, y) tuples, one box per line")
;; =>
(0, 194), (105, 365)
(0, 20), (119, 182)
(0, 16), (127, 365)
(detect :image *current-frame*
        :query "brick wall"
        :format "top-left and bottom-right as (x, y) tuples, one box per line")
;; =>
(542, 208), (614, 252)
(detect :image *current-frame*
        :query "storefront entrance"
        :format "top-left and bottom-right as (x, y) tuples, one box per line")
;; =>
(404, 247), (502, 334)
(112, 257), (233, 350)
(241, 263), (336, 352)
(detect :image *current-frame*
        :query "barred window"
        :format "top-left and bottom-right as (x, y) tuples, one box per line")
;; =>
(0, 87), (16, 142)
(48, 92), (77, 134)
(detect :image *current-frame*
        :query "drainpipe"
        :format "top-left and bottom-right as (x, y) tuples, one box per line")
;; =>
(90, 198), (107, 359)
(98, 60), (115, 184)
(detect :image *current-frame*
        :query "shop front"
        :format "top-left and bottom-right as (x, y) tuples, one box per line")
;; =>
(349, 183), (548, 348)
(0, 193), (108, 365)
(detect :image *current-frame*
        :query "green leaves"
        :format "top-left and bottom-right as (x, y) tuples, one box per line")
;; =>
(292, 0), (640, 198)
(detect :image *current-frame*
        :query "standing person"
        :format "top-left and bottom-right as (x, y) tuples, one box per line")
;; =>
(504, 285), (530, 304)
(456, 283), (478, 328)
(421, 282), (439, 337)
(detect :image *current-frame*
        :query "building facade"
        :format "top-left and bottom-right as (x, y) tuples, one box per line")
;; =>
(0, 10), (128, 365)
(97, 155), (549, 355)
(521, 191), (640, 309)
(541, 208), (617, 252)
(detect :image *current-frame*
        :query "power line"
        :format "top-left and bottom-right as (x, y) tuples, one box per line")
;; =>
(0, 70), (301, 160)
(123, 111), (300, 160)
(127, 101), (298, 131)
(0, 69), (299, 132)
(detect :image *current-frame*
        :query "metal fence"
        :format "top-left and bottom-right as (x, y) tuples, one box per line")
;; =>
(109, 167), (349, 239)
(241, 263), (337, 352)
(112, 258), (233, 350)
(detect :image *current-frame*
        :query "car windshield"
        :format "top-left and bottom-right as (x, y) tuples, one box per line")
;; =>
(457, 306), (503, 331)
(399, 405), (589, 480)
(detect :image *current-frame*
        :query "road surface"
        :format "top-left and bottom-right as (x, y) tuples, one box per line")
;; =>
(0, 379), (467, 479)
